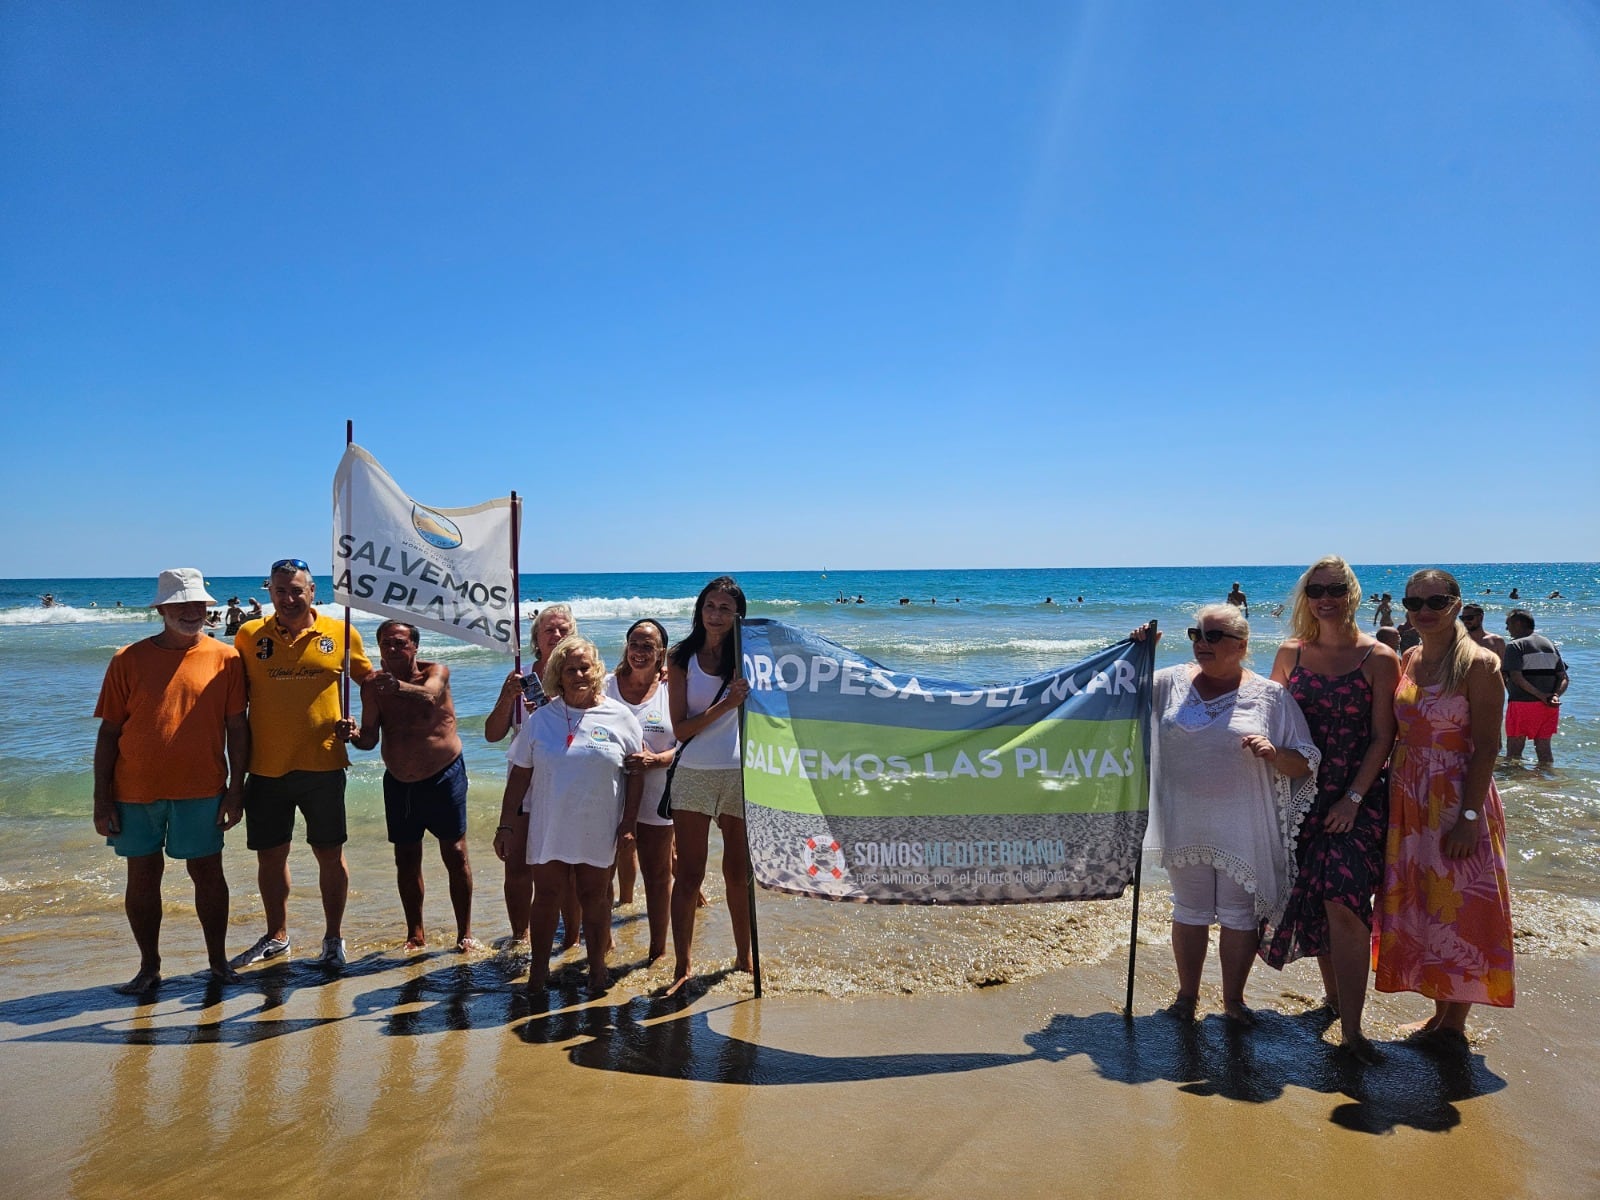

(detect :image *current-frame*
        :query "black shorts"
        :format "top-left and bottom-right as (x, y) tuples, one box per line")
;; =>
(383, 755), (468, 845)
(244, 770), (348, 850)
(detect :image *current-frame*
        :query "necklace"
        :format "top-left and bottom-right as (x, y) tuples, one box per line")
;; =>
(564, 701), (584, 747)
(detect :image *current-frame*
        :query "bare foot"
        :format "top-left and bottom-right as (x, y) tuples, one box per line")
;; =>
(696, 890), (709, 909)
(732, 955), (753, 973)
(588, 966), (610, 994)
(1165, 995), (1198, 1021)
(404, 936), (428, 953)
(1400, 1016), (1441, 1039)
(664, 961), (692, 996)
(1320, 994), (1341, 1017)
(1339, 1033), (1380, 1065)
(1223, 1001), (1257, 1027)
(456, 936), (484, 953)
(207, 963), (244, 985)
(646, 947), (665, 965)
(114, 969), (162, 995)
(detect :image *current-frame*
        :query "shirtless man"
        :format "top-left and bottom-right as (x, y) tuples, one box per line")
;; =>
(1225, 582), (1248, 618)
(343, 620), (478, 951)
(1459, 604), (1505, 662)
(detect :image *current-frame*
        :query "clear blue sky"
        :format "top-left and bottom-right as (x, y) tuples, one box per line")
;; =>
(3, 3), (1596, 577)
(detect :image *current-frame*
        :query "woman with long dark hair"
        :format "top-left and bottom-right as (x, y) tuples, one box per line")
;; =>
(665, 576), (751, 992)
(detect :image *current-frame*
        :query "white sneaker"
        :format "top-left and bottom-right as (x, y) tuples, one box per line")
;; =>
(230, 934), (290, 968)
(318, 937), (348, 968)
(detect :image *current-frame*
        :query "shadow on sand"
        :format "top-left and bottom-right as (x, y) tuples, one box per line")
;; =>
(0, 956), (1503, 1131)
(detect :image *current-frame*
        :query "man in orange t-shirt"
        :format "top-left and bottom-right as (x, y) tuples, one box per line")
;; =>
(93, 567), (250, 994)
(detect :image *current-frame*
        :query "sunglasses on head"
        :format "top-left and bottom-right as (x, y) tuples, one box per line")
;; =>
(271, 558), (311, 573)
(1402, 594), (1457, 612)
(1187, 627), (1244, 644)
(1303, 582), (1350, 600)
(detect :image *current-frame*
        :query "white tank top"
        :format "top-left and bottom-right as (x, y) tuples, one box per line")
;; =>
(678, 654), (740, 769)
(604, 673), (676, 827)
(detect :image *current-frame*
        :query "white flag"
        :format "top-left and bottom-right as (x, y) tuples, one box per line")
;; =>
(332, 444), (518, 652)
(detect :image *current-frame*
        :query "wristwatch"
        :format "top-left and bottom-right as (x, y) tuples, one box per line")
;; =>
(1461, 809), (1480, 822)
(1344, 789), (1363, 807)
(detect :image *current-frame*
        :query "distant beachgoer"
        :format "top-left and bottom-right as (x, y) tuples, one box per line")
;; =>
(115, 600), (124, 608)
(1076, 596), (1083, 604)
(1548, 590), (1561, 599)
(1375, 627), (1402, 653)
(855, 595), (865, 604)
(1508, 588), (1520, 600)
(1374, 569), (1513, 1047)
(1502, 609), (1568, 765)
(666, 576), (752, 993)
(1134, 606), (1318, 1025)
(245, 598), (262, 619)
(497, 635), (643, 993)
(231, 558), (372, 971)
(899, 597), (910, 606)
(204, 609), (221, 628)
(223, 597), (245, 638)
(606, 618), (678, 962)
(1225, 583), (1249, 618)
(1044, 597), (1054, 605)
(41, 593), (55, 607)
(486, 604), (577, 950)
(1261, 556), (1398, 1063)
(1396, 614), (1421, 653)
(93, 568), (248, 993)
(1459, 604), (1505, 663)
(1372, 593), (1394, 628)
(341, 620), (478, 952)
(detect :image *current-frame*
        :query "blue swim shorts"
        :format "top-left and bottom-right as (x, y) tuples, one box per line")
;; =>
(383, 755), (469, 845)
(108, 796), (224, 860)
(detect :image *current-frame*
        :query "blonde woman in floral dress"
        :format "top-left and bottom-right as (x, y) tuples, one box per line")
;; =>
(1374, 568), (1514, 1047)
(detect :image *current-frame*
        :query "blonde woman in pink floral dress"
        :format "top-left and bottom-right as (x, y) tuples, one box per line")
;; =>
(1374, 569), (1514, 1048)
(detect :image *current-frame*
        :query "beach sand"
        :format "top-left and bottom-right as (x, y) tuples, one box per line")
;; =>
(2, 886), (1597, 1200)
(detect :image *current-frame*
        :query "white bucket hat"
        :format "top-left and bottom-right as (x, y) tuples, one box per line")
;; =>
(153, 568), (217, 607)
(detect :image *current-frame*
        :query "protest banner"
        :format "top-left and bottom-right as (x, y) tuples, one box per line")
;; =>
(739, 619), (1153, 905)
(332, 443), (519, 652)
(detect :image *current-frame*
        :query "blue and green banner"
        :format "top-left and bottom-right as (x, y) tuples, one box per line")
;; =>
(740, 619), (1153, 904)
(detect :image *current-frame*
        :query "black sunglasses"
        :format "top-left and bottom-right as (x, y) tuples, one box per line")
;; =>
(1303, 582), (1350, 600)
(1402, 594), (1457, 612)
(1188, 627), (1244, 644)
(271, 558), (311, 574)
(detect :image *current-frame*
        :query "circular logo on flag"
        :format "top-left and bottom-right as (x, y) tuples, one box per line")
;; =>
(318, 636), (336, 654)
(802, 835), (847, 880)
(412, 504), (463, 550)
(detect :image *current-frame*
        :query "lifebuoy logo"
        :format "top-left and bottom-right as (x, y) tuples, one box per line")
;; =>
(802, 836), (846, 880)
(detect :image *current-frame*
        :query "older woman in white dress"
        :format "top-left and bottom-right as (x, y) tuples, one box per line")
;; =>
(493, 635), (643, 993)
(1138, 605), (1320, 1024)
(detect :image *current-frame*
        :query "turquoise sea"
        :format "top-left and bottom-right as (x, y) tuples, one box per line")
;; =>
(2, 563), (1596, 988)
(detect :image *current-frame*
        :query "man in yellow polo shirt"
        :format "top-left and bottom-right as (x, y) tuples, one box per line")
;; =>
(232, 558), (372, 970)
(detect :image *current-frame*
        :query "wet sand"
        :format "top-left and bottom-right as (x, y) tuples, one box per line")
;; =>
(2, 902), (1597, 1199)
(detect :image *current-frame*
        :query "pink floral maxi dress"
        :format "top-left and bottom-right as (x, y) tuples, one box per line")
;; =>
(1373, 674), (1515, 1006)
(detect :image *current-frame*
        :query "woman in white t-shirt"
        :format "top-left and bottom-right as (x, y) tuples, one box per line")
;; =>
(492, 635), (643, 993)
(605, 618), (677, 962)
(666, 576), (751, 993)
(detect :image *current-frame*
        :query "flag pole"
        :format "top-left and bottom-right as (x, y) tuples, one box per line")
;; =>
(509, 491), (523, 727)
(1124, 618), (1157, 1020)
(340, 419), (354, 718)
(734, 618), (762, 999)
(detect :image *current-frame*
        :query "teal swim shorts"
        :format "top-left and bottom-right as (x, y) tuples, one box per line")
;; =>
(108, 796), (224, 859)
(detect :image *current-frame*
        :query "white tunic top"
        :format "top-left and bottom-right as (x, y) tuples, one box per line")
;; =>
(508, 697), (644, 868)
(1145, 666), (1320, 930)
(604, 673), (676, 827)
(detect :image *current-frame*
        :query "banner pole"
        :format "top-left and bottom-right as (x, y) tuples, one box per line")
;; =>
(1124, 618), (1157, 1020)
(509, 491), (523, 727)
(340, 420), (354, 719)
(735, 618), (762, 999)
